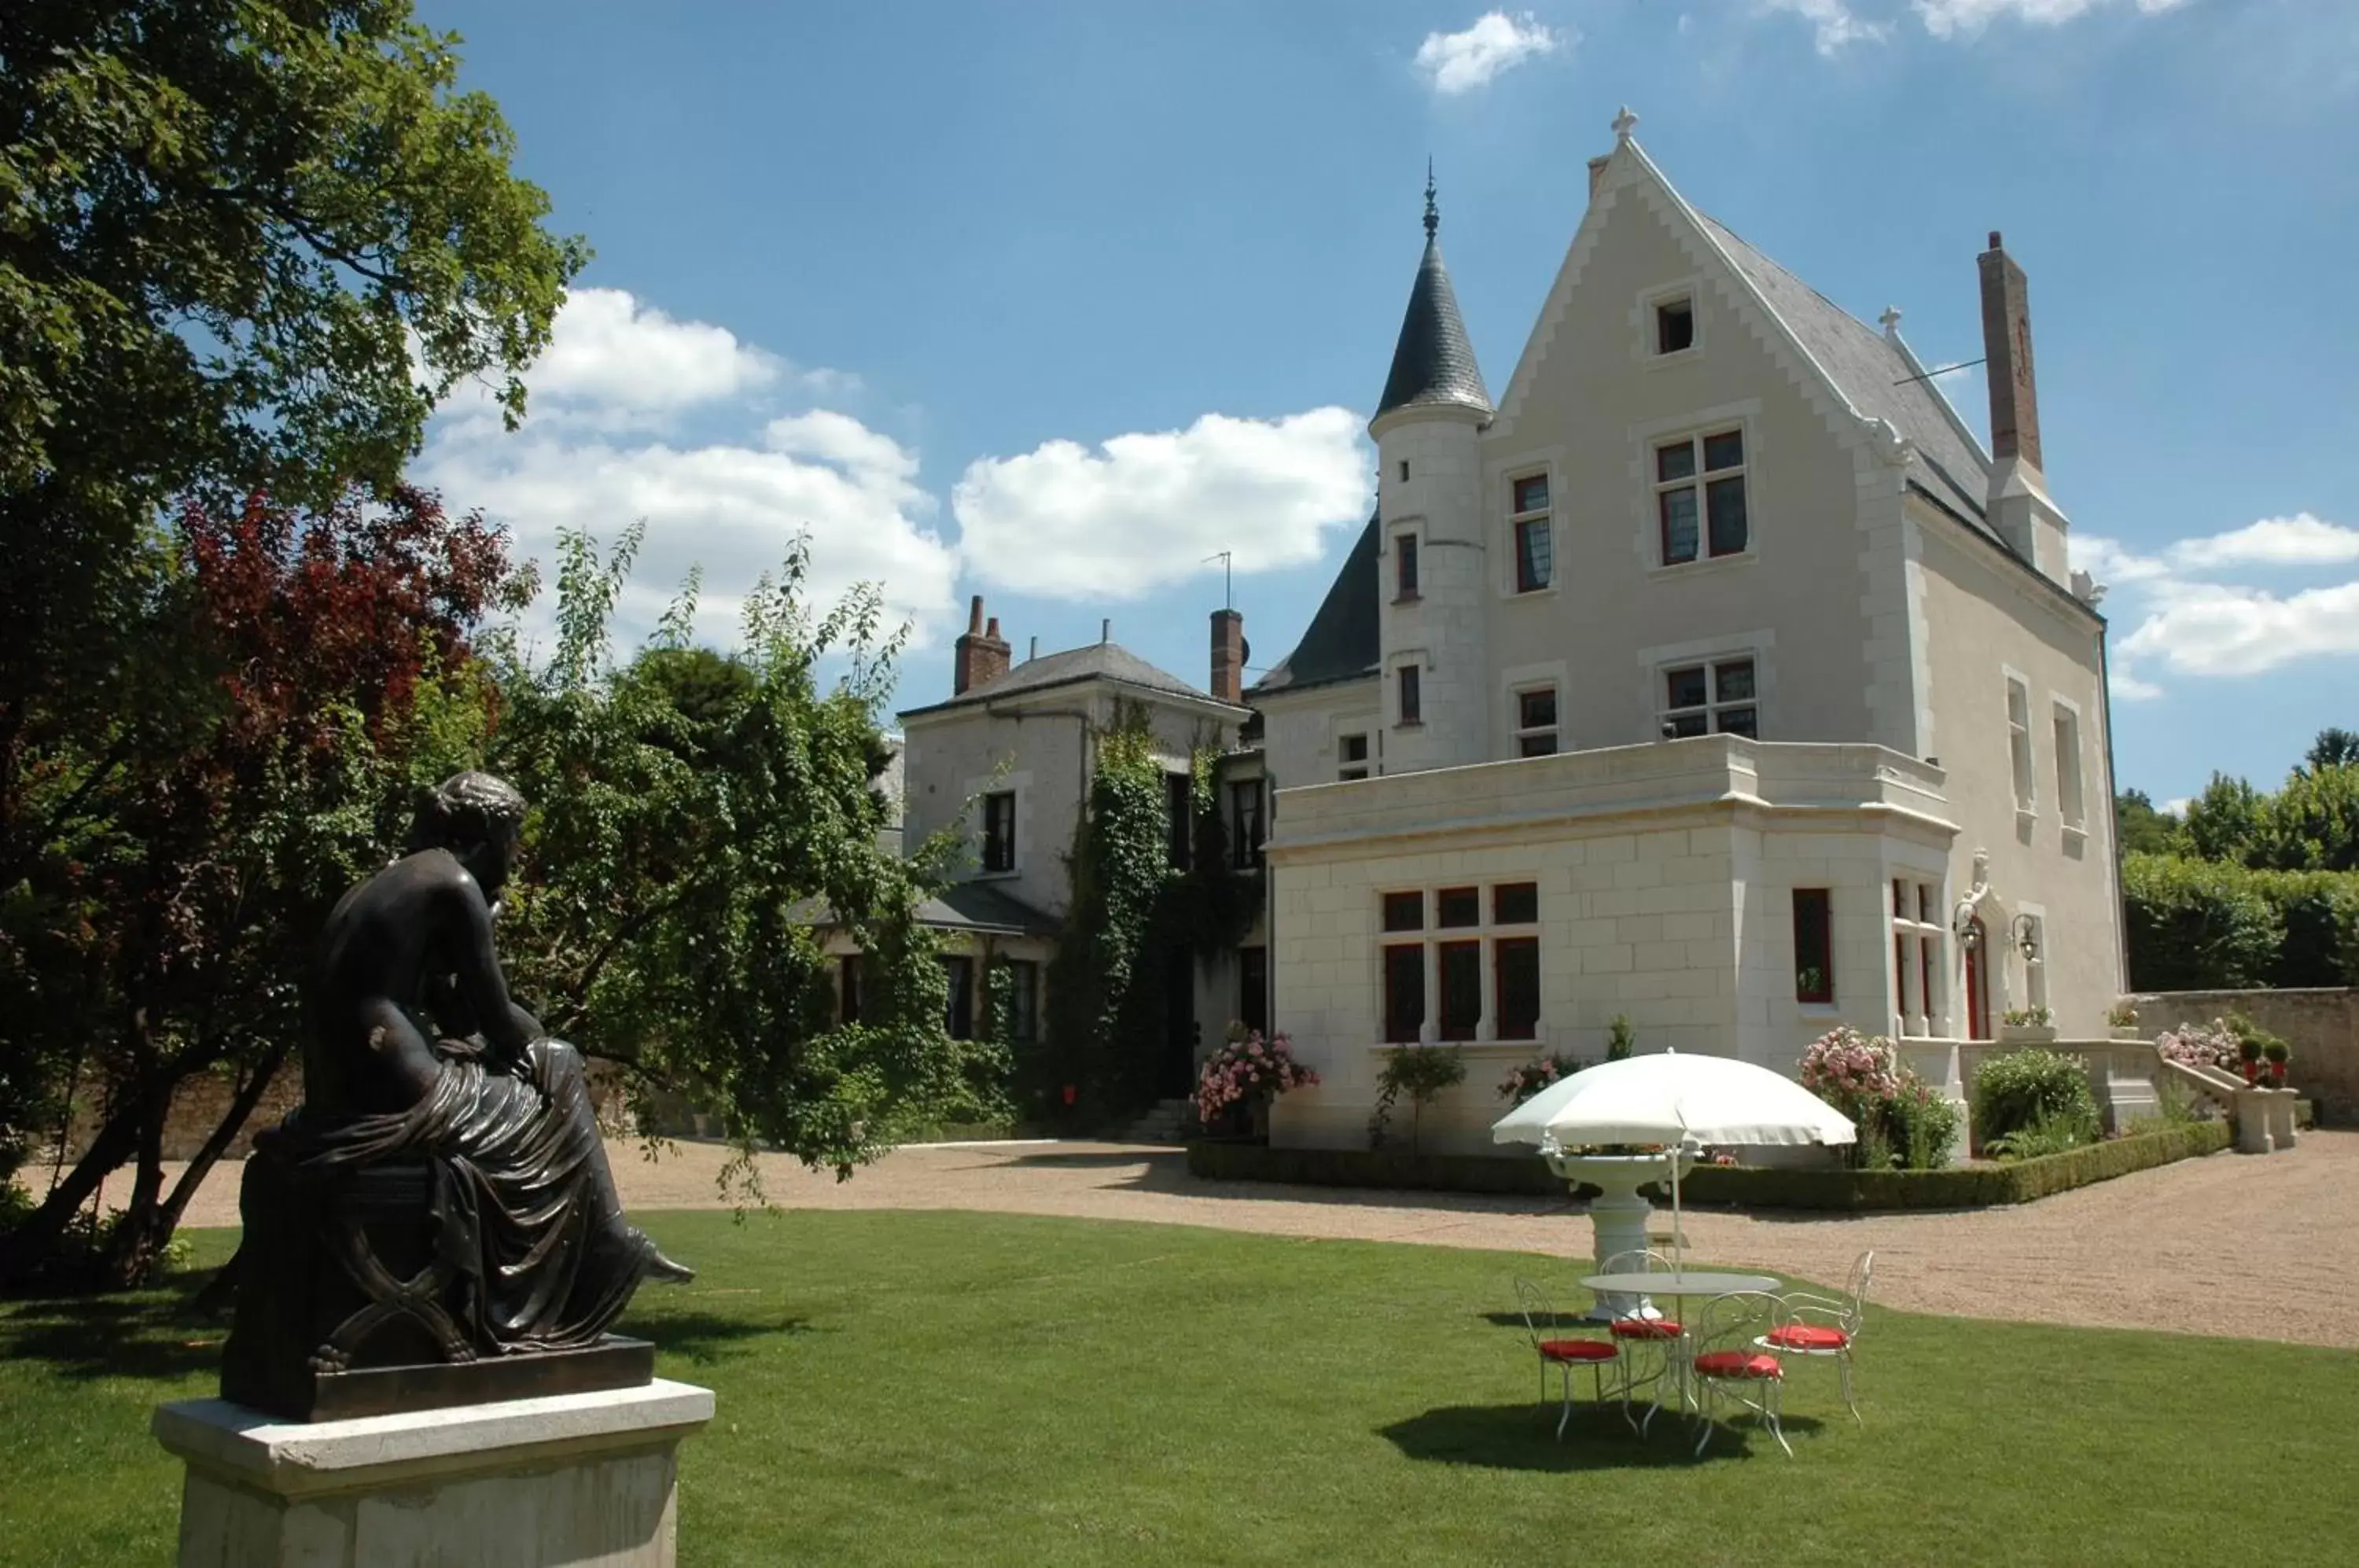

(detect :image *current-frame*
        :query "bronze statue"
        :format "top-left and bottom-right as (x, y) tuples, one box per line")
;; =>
(223, 771), (688, 1418)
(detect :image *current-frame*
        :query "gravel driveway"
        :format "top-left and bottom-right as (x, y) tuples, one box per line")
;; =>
(156, 1129), (2359, 1348)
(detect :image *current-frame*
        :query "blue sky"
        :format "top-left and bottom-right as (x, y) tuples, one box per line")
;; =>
(413, 1), (2357, 808)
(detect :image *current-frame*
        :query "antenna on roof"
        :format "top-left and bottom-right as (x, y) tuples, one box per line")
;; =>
(1202, 550), (1233, 610)
(1893, 356), (1985, 387)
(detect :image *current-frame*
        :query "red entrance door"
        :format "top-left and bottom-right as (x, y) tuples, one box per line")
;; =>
(1964, 918), (1990, 1039)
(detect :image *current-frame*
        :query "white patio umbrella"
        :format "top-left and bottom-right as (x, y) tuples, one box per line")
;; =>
(1491, 1049), (1857, 1268)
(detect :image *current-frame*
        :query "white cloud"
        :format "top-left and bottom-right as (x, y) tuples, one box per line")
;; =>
(526, 287), (780, 413)
(418, 288), (957, 655)
(1413, 12), (1565, 94)
(950, 409), (1375, 601)
(2162, 797), (2191, 817)
(2164, 513), (2359, 570)
(2074, 513), (2359, 682)
(2109, 664), (2166, 702)
(1913, 0), (2191, 40)
(1760, 1), (1895, 54)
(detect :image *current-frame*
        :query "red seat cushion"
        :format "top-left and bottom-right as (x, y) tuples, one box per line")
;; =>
(1693, 1350), (1781, 1379)
(1540, 1338), (1619, 1364)
(1610, 1318), (1682, 1340)
(1765, 1324), (1849, 1352)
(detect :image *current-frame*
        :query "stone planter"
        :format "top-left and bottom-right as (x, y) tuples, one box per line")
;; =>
(1541, 1149), (1695, 1322)
(2110, 1026), (2146, 1042)
(1996, 1024), (2057, 1046)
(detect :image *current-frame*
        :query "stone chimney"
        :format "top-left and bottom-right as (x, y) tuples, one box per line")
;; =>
(1209, 609), (1245, 705)
(1976, 230), (2070, 584)
(951, 595), (1011, 695)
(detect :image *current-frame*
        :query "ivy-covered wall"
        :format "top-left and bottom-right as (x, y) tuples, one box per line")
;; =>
(1030, 701), (1260, 1126)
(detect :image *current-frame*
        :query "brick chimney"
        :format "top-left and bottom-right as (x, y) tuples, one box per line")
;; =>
(1978, 230), (2043, 472)
(952, 595), (1011, 695)
(1976, 230), (2070, 584)
(1209, 609), (1245, 705)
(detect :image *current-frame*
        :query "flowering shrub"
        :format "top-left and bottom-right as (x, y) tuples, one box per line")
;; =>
(1798, 1026), (1960, 1170)
(2155, 1018), (2239, 1073)
(1194, 1027), (1319, 1125)
(1798, 1026), (1901, 1121)
(1497, 1052), (1588, 1104)
(2107, 999), (2140, 1029)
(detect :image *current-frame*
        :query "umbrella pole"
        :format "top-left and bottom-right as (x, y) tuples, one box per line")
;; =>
(1671, 1158), (1684, 1272)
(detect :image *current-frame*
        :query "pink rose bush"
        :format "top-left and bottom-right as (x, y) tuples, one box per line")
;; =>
(2155, 1018), (2239, 1073)
(1496, 1052), (1588, 1105)
(1194, 1027), (1319, 1124)
(1798, 1025), (1901, 1120)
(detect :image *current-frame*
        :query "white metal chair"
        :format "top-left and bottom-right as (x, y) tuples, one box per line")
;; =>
(1596, 1247), (1683, 1433)
(1757, 1249), (1871, 1426)
(1514, 1278), (1620, 1439)
(1690, 1291), (1791, 1458)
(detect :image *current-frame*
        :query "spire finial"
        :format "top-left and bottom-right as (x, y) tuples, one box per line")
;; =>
(1878, 304), (1904, 339)
(1422, 158), (1438, 240)
(1612, 105), (1639, 142)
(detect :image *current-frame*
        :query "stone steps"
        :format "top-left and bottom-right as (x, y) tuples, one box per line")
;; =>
(1119, 1097), (1197, 1145)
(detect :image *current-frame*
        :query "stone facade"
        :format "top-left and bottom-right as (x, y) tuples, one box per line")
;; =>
(1251, 116), (2127, 1153)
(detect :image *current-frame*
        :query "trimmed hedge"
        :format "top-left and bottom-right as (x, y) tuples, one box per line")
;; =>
(2122, 852), (2359, 992)
(1185, 1122), (2232, 1212)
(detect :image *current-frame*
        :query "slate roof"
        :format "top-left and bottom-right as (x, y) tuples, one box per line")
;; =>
(1248, 510), (1381, 698)
(1695, 214), (1995, 531)
(922, 881), (1059, 937)
(1375, 234), (1493, 423)
(787, 880), (1059, 938)
(898, 641), (1231, 720)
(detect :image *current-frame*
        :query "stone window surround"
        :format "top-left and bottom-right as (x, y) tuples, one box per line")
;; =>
(1507, 466), (1555, 595)
(2016, 902), (2050, 1016)
(1391, 649), (1431, 730)
(1500, 657), (1568, 760)
(1792, 885), (1835, 1008)
(1636, 629), (1775, 746)
(963, 768), (1032, 882)
(1633, 274), (1706, 368)
(1374, 879), (1544, 1045)
(1627, 398), (1764, 578)
(2050, 693), (2088, 843)
(2003, 666), (2038, 825)
(1325, 709), (1382, 780)
(1890, 870), (1948, 1039)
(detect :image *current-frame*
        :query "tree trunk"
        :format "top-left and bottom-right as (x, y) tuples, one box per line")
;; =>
(0, 1091), (148, 1283)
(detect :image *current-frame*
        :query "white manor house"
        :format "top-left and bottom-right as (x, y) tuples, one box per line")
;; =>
(1246, 115), (2124, 1153)
(876, 115), (2127, 1154)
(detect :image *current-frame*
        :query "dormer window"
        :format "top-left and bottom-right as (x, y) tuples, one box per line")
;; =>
(1657, 297), (1695, 355)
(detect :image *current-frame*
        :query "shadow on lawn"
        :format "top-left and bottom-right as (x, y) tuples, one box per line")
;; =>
(0, 1266), (228, 1384)
(1382, 1403), (1824, 1471)
(635, 1309), (815, 1365)
(1008, 1148), (1581, 1216)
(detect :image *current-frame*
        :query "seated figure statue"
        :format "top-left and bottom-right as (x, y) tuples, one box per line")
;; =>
(224, 772), (688, 1413)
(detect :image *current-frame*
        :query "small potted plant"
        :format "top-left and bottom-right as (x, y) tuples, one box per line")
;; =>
(1606, 1014), (1636, 1062)
(1998, 1005), (2056, 1044)
(2263, 1038), (2291, 1088)
(2106, 999), (2142, 1041)
(2237, 1035), (2263, 1086)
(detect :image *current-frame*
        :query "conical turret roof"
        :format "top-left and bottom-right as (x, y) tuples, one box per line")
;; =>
(1374, 175), (1491, 424)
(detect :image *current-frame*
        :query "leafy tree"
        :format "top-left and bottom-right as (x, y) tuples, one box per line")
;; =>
(0, 487), (518, 1286)
(2305, 729), (2359, 775)
(2177, 773), (2266, 866)
(484, 527), (1004, 1185)
(2254, 764), (2359, 874)
(1, 0), (583, 906)
(2114, 789), (2184, 857)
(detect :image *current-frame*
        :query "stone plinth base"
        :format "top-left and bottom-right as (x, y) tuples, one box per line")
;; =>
(154, 1378), (714, 1567)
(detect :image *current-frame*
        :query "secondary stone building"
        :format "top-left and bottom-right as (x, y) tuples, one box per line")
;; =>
(1250, 112), (2125, 1152)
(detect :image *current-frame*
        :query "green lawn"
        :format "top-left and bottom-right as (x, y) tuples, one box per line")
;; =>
(4, 1206), (2355, 1567)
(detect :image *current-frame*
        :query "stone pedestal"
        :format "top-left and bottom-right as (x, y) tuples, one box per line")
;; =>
(2263, 1088), (2299, 1151)
(154, 1378), (714, 1567)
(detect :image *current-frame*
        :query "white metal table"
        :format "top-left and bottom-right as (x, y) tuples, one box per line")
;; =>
(1577, 1270), (1782, 1429)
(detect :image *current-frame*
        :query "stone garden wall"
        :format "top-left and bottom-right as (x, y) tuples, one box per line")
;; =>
(2131, 988), (2359, 1125)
